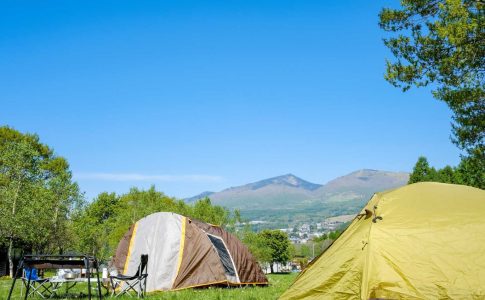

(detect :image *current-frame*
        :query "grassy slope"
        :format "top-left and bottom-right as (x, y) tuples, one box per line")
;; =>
(0, 273), (297, 300)
(240, 199), (367, 229)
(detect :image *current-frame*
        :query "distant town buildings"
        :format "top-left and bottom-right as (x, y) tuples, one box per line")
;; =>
(282, 214), (356, 244)
(238, 214), (356, 245)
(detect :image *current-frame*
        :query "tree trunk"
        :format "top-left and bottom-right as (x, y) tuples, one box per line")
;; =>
(270, 262), (274, 274)
(8, 237), (14, 278)
(52, 204), (59, 252)
(8, 183), (21, 278)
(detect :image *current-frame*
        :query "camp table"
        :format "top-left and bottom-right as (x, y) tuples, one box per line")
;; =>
(7, 254), (103, 300)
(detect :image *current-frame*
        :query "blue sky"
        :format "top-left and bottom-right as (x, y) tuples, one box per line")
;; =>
(0, 0), (461, 200)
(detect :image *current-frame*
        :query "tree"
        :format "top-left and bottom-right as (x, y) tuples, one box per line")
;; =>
(259, 230), (291, 273)
(455, 152), (485, 187)
(408, 156), (438, 183)
(300, 244), (311, 259)
(240, 228), (272, 267)
(72, 192), (120, 260)
(0, 140), (42, 277)
(379, 0), (484, 186)
(0, 126), (82, 276)
(408, 155), (485, 188)
(328, 229), (342, 241)
(437, 165), (456, 183)
(191, 197), (231, 227)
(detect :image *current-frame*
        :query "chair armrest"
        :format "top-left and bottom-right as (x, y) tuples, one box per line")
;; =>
(110, 274), (138, 281)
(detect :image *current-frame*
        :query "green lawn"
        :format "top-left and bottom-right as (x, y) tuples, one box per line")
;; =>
(0, 273), (297, 300)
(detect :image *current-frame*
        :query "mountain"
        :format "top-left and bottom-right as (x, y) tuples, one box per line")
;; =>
(207, 174), (322, 210)
(186, 170), (409, 225)
(313, 169), (410, 202)
(240, 173), (322, 191)
(185, 191), (215, 203)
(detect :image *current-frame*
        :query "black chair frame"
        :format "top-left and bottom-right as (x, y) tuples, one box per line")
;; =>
(110, 254), (148, 298)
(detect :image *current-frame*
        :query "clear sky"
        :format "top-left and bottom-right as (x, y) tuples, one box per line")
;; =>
(0, 0), (461, 200)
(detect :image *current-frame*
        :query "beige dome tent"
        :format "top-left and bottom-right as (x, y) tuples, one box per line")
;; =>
(112, 212), (268, 292)
(281, 182), (485, 300)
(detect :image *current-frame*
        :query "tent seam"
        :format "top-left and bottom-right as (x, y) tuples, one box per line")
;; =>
(172, 216), (186, 288)
(361, 193), (382, 299)
(123, 221), (139, 275)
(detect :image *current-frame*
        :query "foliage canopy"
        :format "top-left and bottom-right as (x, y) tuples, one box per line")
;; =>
(0, 126), (82, 276)
(258, 230), (292, 273)
(408, 155), (484, 188)
(379, 0), (484, 186)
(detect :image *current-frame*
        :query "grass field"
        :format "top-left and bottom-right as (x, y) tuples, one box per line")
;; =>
(0, 273), (297, 300)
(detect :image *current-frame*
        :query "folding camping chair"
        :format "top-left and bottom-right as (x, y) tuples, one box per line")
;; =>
(110, 254), (148, 298)
(21, 268), (52, 299)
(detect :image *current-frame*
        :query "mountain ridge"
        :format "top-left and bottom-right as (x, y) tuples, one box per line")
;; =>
(185, 191), (215, 203)
(186, 169), (410, 226)
(186, 169), (409, 211)
(227, 173), (322, 191)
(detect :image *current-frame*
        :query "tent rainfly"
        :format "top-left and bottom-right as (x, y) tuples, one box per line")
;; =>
(112, 212), (268, 292)
(281, 182), (485, 300)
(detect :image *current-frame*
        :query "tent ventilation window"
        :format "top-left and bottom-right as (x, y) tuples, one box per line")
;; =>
(206, 234), (238, 281)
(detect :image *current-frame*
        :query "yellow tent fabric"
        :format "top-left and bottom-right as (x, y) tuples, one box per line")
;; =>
(280, 182), (485, 300)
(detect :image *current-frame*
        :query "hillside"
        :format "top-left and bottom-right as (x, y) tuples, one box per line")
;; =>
(185, 191), (215, 203)
(207, 174), (321, 210)
(313, 169), (410, 202)
(187, 170), (409, 226)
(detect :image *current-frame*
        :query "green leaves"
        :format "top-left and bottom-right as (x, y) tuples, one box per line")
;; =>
(240, 229), (273, 265)
(0, 126), (83, 277)
(240, 228), (292, 272)
(380, 0), (484, 188)
(380, 0), (484, 154)
(408, 156), (436, 183)
(259, 230), (292, 266)
(408, 155), (484, 188)
(0, 136), (47, 246)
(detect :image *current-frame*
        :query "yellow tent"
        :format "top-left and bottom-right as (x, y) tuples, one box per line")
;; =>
(280, 182), (485, 300)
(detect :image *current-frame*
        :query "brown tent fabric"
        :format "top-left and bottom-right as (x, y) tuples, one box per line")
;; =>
(113, 223), (135, 272)
(172, 219), (227, 289)
(112, 212), (268, 292)
(192, 220), (268, 284)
